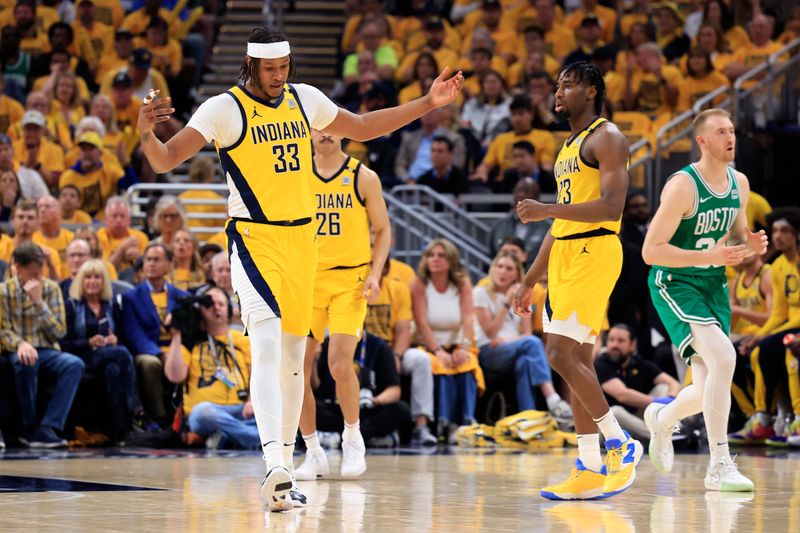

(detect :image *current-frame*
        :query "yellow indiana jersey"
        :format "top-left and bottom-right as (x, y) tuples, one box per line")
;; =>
(758, 254), (800, 336)
(551, 117), (622, 238)
(311, 156), (371, 270)
(732, 265), (770, 335)
(218, 85), (315, 223)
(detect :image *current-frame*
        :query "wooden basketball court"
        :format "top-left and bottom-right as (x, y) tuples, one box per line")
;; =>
(1, 447), (798, 532)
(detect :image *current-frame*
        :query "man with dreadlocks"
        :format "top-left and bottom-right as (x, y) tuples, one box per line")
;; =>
(511, 61), (640, 500)
(136, 26), (463, 512)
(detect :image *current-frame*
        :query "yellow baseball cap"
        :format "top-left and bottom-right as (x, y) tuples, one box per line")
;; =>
(77, 132), (104, 150)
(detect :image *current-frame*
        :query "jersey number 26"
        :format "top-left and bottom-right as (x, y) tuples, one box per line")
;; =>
(316, 212), (341, 236)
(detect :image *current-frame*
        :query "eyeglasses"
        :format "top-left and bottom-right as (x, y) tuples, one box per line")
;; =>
(159, 213), (181, 220)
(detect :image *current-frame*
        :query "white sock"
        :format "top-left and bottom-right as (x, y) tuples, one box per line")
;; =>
(576, 433), (603, 472)
(248, 317), (284, 469)
(280, 332), (306, 471)
(545, 393), (563, 411)
(303, 432), (322, 452)
(593, 410), (628, 444)
(690, 324), (736, 465)
(343, 420), (361, 442)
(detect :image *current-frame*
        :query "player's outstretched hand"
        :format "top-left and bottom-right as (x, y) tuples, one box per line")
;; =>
(516, 198), (547, 223)
(137, 89), (175, 135)
(428, 67), (464, 107)
(512, 283), (533, 318)
(708, 231), (749, 266)
(744, 229), (769, 257)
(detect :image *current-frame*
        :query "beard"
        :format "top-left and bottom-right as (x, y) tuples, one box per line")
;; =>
(554, 106), (570, 122)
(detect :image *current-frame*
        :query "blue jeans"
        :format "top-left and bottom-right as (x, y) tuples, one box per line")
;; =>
(187, 402), (260, 449)
(82, 346), (142, 437)
(9, 348), (85, 431)
(436, 372), (477, 425)
(479, 336), (552, 411)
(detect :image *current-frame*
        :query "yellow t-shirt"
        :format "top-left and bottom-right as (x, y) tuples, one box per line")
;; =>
(0, 239), (63, 280)
(731, 265), (770, 335)
(564, 5), (617, 44)
(71, 21), (114, 68)
(387, 258), (416, 288)
(95, 53), (129, 85)
(506, 54), (560, 87)
(180, 331), (251, 415)
(92, 0), (125, 28)
(460, 29), (522, 61)
(725, 26), (751, 52)
(365, 276), (413, 345)
(544, 25), (576, 61)
(96, 227), (149, 271)
(0, 95), (24, 135)
(133, 37), (183, 76)
(12, 138), (65, 177)
(398, 47), (461, 85)
(676, 71), (730, 113)
(734, 41), (786, 89)
(59, 163), (123, 216)
(150, 290), (169, 344)
(746, 191), (772, 231)
(63, 209), (93, 225)
(121, 8), (180, 37)
(604, 71), (627, 107)
(340, 13), (399, 52)
(170, 267), (206, 292)
(629, 65), (683, 116)
(32, 228), (75, 280)
(32, 75), (91, 101)
(178, 190), (228, 241)
(757, 255), (800, 336)
(482, 129), (557, 175)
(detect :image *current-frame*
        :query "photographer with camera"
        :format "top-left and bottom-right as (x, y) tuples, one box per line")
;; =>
(120, 242), (188, 426)
(164, 286), (259, 449)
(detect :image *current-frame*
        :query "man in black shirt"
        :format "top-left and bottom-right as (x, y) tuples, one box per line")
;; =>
(416, 136), (468, 196)
(595, 324), (681, 440)
(314, 333), (411, 446)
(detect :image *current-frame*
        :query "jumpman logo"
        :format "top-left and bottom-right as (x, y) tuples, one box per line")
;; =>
(251, 106), (262, 119)
(580, 245), (589, 255)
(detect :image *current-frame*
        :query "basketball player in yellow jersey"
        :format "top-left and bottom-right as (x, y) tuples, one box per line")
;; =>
(294, 129), (390, 481)
(512, 62), (641, 500)
(136, 27), (463, 512)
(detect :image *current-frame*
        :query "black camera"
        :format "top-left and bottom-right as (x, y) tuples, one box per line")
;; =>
(171, 294), (213, 348)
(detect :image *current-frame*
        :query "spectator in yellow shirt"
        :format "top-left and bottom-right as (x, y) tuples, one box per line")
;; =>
(12, 110), (65, 190)
(71, 0), (114, 70)
(121, 0), (179, 38)
(58, 184), (93, 225)
(463, 47), (496, 99)
(565, 0), (617, 45)
(13, 0), (49, 58)
(7, 91), (72, 150)
(340, 0), (398, 53)
(32, 194), (73, 279)
(591, 46), (626, 109)
(704, 0), (750, 53)
(96, 28), (134, 85)
(654, 1), (690, 63)
(169, 228), (206, 292)
(58, 131), (123, 217)
(89, 95), (129, 166)
(460, 1), (522, 65)
(681, 22), (735, 74)
(471, 94), (555, 187)
(2, 199), (62, 280)
(135, 17), (182, 80)
(31, 50), (91, 101)
(49, 70), (86, 128)
(109, 71), (141, 132)
(533, 0), (575, 62)
(398, 52), (437, 105)
(614, 21), (652, 78)
(97, 195), (149, 272)
(100, 48), (170, 102)
(724, 14), (783, 83)
(507, 26), (560, 87)
(397, 18), (460, 85)
(624, 43), (681, 117)
(676, 46), (730, 113)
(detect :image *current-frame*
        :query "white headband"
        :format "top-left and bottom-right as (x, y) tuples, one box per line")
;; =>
(247, 41), (291, 59)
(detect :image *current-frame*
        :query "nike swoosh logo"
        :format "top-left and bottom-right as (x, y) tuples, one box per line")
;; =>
(699, 196), (712, 203)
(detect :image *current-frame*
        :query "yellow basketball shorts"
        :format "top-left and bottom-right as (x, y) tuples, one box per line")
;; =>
(545, 233), (622, 342)
(309, 264), (369, 341)
(225, 218), (318, 337)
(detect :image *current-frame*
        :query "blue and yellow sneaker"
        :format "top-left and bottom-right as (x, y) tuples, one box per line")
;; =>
(540, 459), (607, 500)
(602, 432), (643, 497)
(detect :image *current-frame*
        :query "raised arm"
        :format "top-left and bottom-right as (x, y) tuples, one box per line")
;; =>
(137, 91), (207, 173)
(323, 67), (463, 142)
(516, 123), (629, 224)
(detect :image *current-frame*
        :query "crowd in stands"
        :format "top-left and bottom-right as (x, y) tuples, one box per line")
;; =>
(336, 0), (800, 193)
(1, 0), (799, 452)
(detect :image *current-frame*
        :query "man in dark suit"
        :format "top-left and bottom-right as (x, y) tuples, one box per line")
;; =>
(608, 190), (653, 358)
(121, 242), (188, 423)
(416, 136), (469, 196)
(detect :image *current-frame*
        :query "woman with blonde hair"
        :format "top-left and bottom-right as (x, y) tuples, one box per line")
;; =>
(170, 228), (206, 291)
(90, 94), (129, 166)
(62, 259), (146, 442)
(474, 252), (572, 420)
(411, 238), (482, 442)
(49, 70), (86, 128)
(152, 195), (187, 248)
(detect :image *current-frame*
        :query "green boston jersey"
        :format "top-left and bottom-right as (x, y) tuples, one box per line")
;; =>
(656, 163), (741, 277)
